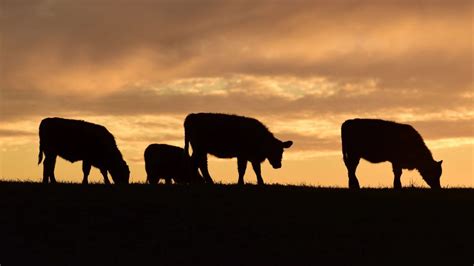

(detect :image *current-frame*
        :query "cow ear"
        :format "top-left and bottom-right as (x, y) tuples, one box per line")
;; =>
(282, 140), (293, 149)
(438, 160), (443, 165)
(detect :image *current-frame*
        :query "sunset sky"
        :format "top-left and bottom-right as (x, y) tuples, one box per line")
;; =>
(0, 0), (472, 187)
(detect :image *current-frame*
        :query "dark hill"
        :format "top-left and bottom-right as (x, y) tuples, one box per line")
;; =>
(0, 181), (472, 265)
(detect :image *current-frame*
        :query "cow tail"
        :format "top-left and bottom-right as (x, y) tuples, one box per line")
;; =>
(38, 142), (44, 165)
(184, 125), (190, 157)
(38, 120), (44, 165)
(341, 121), (348, 161)
(184, 115), (192, 157)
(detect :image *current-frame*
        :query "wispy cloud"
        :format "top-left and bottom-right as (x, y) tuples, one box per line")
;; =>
(7, 76), (470, 131)
(0, 129), (35, 137)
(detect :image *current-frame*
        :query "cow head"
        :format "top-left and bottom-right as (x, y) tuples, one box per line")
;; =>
(110, 160), (130, 184)
(419, 160), (442, 189)
(266, 139), (293, 169)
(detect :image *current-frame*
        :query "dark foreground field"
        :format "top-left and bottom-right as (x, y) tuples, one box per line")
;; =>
(0, 181), (472, 266)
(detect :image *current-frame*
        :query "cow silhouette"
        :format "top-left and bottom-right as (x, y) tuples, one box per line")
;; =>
(38, 117), (130, 184)
(144, 143), (204, 184)
(341, 118), (442, 189)
(184, 113), (293, 185)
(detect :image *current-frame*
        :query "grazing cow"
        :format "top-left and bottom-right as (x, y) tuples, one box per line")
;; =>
(38, 117), (130, 184)
(184, 113), (293, 185)
(144, 144), (204, 184)
(341, 118), (442, 189)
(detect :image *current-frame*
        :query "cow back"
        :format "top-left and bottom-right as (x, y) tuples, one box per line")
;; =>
(342, 118), (432, 166)
(40, 117), (122, 165)
(145, 143), (204, 184)
(185, 113), (273, 159)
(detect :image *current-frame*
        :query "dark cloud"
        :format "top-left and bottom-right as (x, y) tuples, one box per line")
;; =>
(2, 82), (472, 123)
(120, 133), (183, 144)
(0, 129), (36, 138)
(411, 120), (474, 140)
(2, 84), (471, 152)
(1, 0), (471, 92)
(276, 132), (340, 152)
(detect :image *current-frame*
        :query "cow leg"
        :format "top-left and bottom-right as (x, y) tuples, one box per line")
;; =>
(251, 161), (265, 185)
(42, 156), (50, 184)
(344, 155), (360, 189)
(148, 174), (160, 184)
(49, 155), (57, 183)
(146, 165), (159, 184)
(82, 161), (91, 185)
(43, 153), (57, 184)
(147, 175), (158, 184)
(195, 153), (214, 184)
(100, 168), (111, 185)
(145, 164), (152, 184)
(237, 157), (247, 185)
(392, 164), (402, 189)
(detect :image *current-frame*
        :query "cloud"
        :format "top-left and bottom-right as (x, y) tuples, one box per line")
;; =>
(0, 0), (472, 160)
(3, 75), (472, 121)
(411, 120), (474, 140)
(276, 131), (340, 152)
(0, 129), (35, 138)
(1, 0), (471, 95)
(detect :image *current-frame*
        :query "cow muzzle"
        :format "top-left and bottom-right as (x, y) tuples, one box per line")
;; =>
(271, 163), (282, 169)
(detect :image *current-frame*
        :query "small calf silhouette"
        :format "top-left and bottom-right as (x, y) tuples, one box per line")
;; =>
(184, 113), (293, 185)
(341, 118), (442, 189)
(144, 143), (204, 184)
(38, 117), (130, 184)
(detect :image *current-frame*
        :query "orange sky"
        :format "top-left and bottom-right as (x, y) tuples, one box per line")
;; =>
(0, 0), (472, 187)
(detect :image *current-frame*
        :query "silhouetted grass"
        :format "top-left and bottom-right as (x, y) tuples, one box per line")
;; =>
(0, 181), (472, 265)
